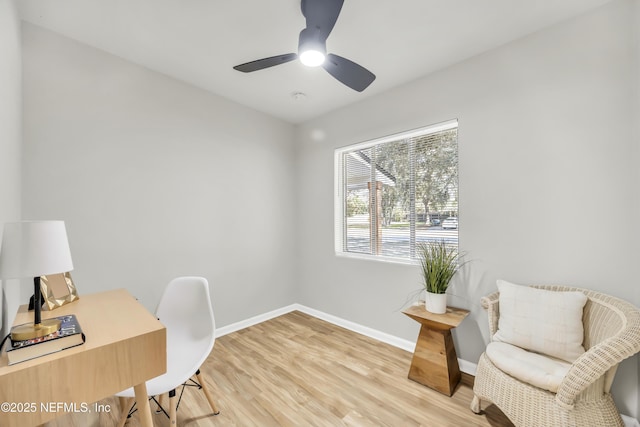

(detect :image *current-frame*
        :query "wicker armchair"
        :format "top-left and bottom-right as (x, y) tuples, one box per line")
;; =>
(471, 285), (640, 427)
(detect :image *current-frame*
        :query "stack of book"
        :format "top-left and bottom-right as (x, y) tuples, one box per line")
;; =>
(5, 314), (85, 365)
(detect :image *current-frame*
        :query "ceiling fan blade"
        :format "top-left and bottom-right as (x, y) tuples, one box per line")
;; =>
(233, 53), (298, 73)
(322, 53), (376, 92)
(301, 0), (344, 39)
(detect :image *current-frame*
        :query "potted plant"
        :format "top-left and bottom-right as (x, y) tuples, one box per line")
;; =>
(417, 240), (463, 314)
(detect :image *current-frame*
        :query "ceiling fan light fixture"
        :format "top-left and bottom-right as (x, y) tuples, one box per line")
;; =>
(299, 49), (325, 67)
(298, 27), (326, 67)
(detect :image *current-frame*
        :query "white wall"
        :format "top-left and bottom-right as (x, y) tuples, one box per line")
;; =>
(21, 24), (297, 327)
(632, 0), (640, 419)
(0, 0), (22, 334)
(296, 0), (639, 417)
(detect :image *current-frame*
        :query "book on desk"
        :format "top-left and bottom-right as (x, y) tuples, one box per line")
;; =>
(5, 314), (85, 365)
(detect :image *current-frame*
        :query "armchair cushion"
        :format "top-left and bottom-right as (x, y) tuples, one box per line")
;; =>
(486, 341), (571, 393)
(493, 280), (588, 362)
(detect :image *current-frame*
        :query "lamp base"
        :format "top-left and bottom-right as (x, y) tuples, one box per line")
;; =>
(10, 319), (62, 341)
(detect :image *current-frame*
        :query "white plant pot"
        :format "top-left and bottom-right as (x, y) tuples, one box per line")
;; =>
(425, 291), (447, 314)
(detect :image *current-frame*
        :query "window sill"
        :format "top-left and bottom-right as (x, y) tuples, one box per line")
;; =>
(335, 251), (419, 266)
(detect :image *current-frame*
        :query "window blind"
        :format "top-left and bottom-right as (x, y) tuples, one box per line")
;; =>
(335, 120), (458, 262)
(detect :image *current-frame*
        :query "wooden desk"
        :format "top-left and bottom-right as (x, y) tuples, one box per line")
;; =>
(402, 304), (469, 396)
(0, 289), (166, 427)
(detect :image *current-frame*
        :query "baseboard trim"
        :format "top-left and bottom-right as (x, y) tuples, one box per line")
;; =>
(622, 414), (640, 427)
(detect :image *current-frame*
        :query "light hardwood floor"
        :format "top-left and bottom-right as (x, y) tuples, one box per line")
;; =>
(45, 311), (513, 426)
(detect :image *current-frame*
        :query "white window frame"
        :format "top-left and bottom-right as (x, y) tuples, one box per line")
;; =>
(334, 119), (459, 264)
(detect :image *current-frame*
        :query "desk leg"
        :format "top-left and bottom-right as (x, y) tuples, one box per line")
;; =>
(133, 382), (153, 427)
(408, 325), (460, 396)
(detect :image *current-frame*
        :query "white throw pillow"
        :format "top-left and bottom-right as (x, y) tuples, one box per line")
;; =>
(493, 280), (588, 362)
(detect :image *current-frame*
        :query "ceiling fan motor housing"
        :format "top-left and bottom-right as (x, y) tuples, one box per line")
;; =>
(298, 27), (327, 56)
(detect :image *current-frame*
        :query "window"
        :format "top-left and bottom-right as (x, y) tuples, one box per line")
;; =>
(335, 120), (458, 262)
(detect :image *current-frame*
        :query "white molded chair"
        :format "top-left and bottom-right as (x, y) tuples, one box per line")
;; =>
(116, 276), (220, 426)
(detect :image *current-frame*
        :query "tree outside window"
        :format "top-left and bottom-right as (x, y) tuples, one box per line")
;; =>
(336, 121), (458, 261)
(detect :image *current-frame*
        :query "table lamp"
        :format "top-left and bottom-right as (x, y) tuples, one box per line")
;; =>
(0, 221), (74, 341)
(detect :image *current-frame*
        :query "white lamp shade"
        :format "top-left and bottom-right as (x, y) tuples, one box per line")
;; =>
(0, 221), (74, 279)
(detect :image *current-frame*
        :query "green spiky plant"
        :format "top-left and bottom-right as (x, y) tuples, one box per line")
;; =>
(418, 240), (463, 294)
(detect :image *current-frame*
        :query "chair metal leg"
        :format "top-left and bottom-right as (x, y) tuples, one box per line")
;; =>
(118, 371), (219, 426)
(196, 369), (220, 415)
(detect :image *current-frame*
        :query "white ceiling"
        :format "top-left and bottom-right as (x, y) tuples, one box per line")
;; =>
(18, 0), (613, 124)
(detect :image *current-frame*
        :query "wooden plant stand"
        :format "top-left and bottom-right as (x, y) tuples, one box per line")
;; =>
(402, 304), (469, 396)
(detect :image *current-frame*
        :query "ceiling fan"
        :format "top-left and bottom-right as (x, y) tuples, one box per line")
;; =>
(233, 0), (376, 92)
